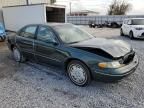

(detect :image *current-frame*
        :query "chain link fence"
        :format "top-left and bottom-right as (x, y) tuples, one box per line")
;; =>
(67, 15), (144, 25)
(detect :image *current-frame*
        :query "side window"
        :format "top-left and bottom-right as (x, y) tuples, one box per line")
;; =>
(127, 20), (132, 25)
(124, 20), (128, 24)
(37, 26), (56, 43)
(20, 26), (37, 39)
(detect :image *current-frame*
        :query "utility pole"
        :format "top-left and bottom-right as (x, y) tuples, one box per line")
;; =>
(26, 0), (29, 5)
(69, 2), (72, 16)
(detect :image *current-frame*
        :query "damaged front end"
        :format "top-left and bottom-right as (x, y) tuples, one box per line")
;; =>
(73, 46), (136, 69)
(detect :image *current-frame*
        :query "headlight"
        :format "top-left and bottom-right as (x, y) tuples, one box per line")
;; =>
(98, 61), (123, 69)
(135, 27), (144, 30)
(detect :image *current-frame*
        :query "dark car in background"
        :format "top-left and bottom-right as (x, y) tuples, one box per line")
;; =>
(89, 21), (96, 28)
(7, 23), (138, 86)
(0, 23), (6, 42)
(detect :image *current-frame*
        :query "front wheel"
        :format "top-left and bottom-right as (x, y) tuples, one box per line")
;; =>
(67, 60), (91, 86)
(120, 29), (124, 36)
(129, 31), (134, 40)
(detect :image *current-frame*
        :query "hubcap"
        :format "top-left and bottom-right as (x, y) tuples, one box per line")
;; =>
(68, 64), (87, 84)
(13, 48), (21, 62)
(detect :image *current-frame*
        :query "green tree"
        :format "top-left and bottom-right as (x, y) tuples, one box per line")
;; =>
(51, 0), (56, 4)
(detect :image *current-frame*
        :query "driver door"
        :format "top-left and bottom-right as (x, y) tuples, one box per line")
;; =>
(34, 25), (65, 65)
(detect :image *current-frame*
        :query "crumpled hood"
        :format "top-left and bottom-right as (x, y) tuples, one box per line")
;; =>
(70, 38), (131, 58)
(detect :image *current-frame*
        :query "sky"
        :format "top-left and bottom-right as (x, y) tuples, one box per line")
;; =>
(55, 0), (144, 15)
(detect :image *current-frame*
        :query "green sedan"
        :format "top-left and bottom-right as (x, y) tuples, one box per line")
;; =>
(7, 23), (139, 86)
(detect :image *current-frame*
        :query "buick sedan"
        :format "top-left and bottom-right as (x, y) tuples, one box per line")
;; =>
(7, 23), (138, 86)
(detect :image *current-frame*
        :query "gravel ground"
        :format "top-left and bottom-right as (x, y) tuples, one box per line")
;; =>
(0, 27), (144, 108)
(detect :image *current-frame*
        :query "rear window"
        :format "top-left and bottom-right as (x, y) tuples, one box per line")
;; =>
(132, 19), (144, 25)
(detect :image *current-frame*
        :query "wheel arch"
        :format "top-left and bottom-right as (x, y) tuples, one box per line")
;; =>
(130, 30), (133, 33)
(129, 30), (134, 36)
(11, 44), (15, 51)
(10, 44), (19, 51)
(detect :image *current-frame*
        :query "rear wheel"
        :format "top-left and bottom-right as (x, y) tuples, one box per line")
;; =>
(89, 25), (92, 28)
(93, 25), (96, 28)
(12, 47), (25, 62)
(67, 60), (91, 86)
(129, 31), (134, 39)
(120, 29), (124, 36)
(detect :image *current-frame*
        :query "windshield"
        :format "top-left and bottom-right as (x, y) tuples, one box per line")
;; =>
(53, 24), (94, 44)
(132, 19), (144, 25)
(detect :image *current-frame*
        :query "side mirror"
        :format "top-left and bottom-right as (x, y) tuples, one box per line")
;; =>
(48, 39), (59, 46)
(52, 41), (59, 46)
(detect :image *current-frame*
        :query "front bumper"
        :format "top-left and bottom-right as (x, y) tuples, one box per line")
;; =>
(92, 55), (139, 81)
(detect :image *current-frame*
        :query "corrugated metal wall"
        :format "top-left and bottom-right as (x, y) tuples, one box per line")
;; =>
(0, 0), (26, 6)
(67, 15), (144, 25)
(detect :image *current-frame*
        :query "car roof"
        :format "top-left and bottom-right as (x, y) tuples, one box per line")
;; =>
(25, 23), (74, 29)
(39, 23), (72, 27)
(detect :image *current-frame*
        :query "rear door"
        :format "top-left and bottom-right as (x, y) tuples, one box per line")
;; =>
(34, 25), (65, 65)
(16, 25), (38, 59)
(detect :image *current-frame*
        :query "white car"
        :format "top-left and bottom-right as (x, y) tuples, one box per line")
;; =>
(121, 18), (144, 39)
(0, 23), (6, 42)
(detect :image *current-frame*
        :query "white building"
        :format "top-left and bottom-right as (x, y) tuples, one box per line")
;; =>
(0, 0), (55, 23)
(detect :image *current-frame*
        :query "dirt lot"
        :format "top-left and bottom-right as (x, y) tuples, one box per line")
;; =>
(0, 27), (144, 108)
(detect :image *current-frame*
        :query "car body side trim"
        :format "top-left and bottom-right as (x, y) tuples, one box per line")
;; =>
(35, 53), (61, 62)
(22, 49), (61, 63)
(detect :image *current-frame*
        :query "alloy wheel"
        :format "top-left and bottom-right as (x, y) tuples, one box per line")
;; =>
(13, 48), (21, 62)
(68, 62), (88, 86)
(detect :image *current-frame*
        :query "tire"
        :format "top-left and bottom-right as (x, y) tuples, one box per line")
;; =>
(120, 29), (124, 36)
(129, 31), (134, 39)
(12, 47), (25, 62)
(0, 36), (6, 42)
(89, 25), (92, 28)
(67, 60), (91, 86)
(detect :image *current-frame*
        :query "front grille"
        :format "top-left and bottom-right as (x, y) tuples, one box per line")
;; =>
(123, 51), (135, 64)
